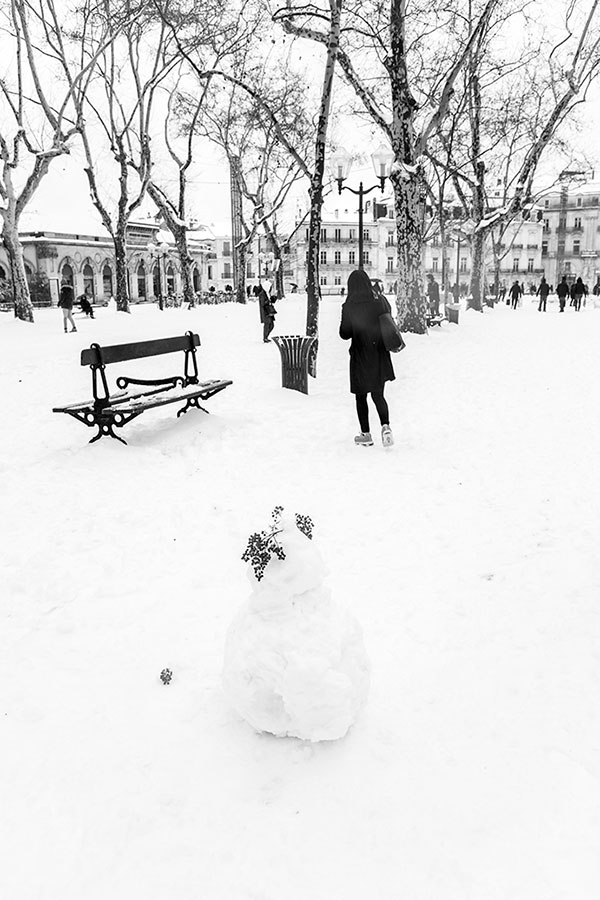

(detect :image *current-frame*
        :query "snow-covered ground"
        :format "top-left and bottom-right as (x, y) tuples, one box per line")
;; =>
(2, 291), (600, 900)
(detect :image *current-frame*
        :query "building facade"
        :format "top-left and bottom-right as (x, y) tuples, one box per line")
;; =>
(539, 181), (600, 290)
(0, 219), (213, 307)
(285, 197), (545, 296)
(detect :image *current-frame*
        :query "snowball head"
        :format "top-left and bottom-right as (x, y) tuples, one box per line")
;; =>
(223, 515), (370, 741)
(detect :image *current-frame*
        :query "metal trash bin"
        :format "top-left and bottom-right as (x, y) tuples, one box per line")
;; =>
(273, 335), (316, 394)
(446, 303), (460, 324)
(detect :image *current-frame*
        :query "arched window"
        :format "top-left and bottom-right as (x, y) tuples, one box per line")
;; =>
(192, 266), (200, 291)
(166, 265), (175, 295)
(83, 264), (95, 299)
(102, 265), (113, 298)
(137, 261), (146, 298)
(61, 263), (74, 285)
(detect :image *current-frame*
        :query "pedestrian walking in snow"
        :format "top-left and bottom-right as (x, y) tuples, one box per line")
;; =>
(593, 277), (600, 296)
(58, 281), (77, 333)
(254, 284), (276, 342)
(571, 276), (586, 311)
(426, 273), (440, 316)
(556, 276), (570, 312)
(339, 269), (395, 448)
(536, 277), (550, 312)
(509, 280), (523, 309)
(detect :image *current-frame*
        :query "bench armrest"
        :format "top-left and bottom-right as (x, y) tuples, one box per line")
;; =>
(115, 375), (184, 390)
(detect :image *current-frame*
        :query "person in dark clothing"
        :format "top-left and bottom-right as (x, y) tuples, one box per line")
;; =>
(593, 278), (600, 296)
(77, 293), (95, 317)
(508, 280), (523, 309)
(556, 276), (570, 312)
(571, 276), (586, 311)
(426, 273), (440, 316)
(339, 269), (395, 448)
(254, 284), (276, 342)
(536, 277), (550, 312)
(58, 281), (77, 332)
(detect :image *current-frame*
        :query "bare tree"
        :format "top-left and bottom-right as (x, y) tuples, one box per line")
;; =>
(50, 0), (178, 312)
(0, 0), (107, 321)
(185, 57), (312, 303)
(466, 0), (600, 301)
(275, 0), (501, 331)
(132, 0), (260, 307)
(273, 1), (343, 350)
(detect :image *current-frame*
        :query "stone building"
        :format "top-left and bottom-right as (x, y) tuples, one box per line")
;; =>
(539, 180), (600, 290)
(285, 196), (544, 296)
(0, 217), (213, 307)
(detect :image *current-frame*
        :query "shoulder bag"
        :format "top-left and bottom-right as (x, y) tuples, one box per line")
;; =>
(379, 310), (406, 353)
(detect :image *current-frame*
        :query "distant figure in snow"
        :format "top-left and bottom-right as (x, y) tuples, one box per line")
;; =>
(508, 280), (523, 309)
(571, 276), (586, 312)
(426, 273), (440, 316)
(339, 269), (395, 448)
(254, 284), (276, 342)
(58, 281), (77, 333)
(536, 277), (550, 312)
(77, 292), (95, 318)
(593, 277), (600, 296)
(556, 276), (570, 313)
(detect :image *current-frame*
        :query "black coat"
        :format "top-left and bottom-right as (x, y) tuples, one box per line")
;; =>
(339, 296), (395, 394)
(58, 284), (74, 309)
(257, 288), (274, 323)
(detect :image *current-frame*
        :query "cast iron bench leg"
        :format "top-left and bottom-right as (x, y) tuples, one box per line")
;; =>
(177, 396), (210, 417)
(90, 420), (127, 445)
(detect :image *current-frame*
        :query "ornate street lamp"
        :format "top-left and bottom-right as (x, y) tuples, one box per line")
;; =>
(146, 239), (170, 309)
(330, 144), (394, 270)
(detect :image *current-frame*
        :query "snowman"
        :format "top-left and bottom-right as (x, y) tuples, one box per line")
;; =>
(222, 508), (370, 741)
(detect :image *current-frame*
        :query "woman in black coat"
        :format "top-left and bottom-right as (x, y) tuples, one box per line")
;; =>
(253, 284), (276, 342)
(58, 281), (77, 333)
(339, 270), (395, 447)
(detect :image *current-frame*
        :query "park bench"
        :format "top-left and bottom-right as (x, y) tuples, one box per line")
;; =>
(53, 330), (232, 444)
(426, 313), (446, 327)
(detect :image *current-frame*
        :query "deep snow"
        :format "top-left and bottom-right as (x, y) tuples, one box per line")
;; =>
(1, 291), (600, 899)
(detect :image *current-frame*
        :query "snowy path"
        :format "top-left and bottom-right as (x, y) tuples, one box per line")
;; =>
(1, 294), (599, 899)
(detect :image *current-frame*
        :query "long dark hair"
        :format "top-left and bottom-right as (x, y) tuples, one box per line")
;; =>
(346, 269), (374, 303)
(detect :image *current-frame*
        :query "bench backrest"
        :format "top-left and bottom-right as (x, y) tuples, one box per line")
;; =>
(81, 333), (200, 367)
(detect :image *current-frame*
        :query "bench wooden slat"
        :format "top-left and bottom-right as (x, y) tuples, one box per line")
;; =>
(81, 333), (200, 367)
(106, 380), (232, 414)
(52, 382), (179, 414)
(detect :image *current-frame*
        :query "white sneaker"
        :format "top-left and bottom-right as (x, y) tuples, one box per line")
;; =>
(381, 425), (394, 447)
(354, 432), (374, 446)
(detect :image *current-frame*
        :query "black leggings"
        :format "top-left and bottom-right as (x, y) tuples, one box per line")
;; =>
(355, 391), (389, 433)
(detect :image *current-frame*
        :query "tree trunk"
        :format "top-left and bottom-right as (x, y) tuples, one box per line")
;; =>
(114, 226), (130, 313)
(173, 227), (196, 307)
(2, 225), (34, 323)
(388, 0), (427, 333)
(391, 174), (428, 333)
(305, 0), (342, 376)
(235, 242), (247, 304)
(263, 221), (285, 298)
(305, 176), (323, 338)
(469, 229), (485, 310)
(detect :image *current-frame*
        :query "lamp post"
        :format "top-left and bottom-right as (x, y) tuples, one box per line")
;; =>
(446, 217), (474, 302)
(330, 145), (394, 270)
(146, 239), (170, 309)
